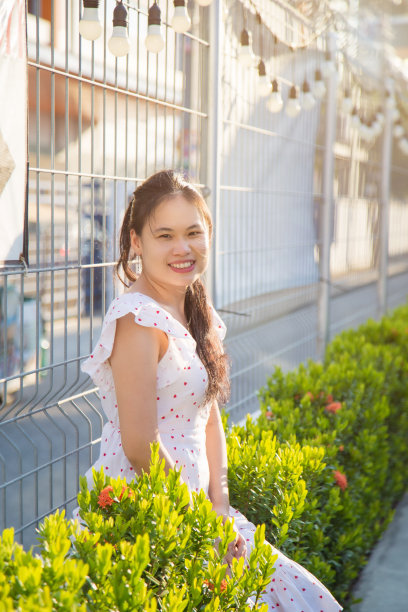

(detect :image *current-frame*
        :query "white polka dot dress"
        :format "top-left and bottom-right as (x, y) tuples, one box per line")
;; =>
(73, 292), (343, 611)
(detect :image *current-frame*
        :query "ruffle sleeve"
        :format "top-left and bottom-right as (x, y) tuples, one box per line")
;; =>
(81, 294), (197, 392)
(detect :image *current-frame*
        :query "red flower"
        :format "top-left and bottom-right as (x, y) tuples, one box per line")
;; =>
(203, 579), (214, 591)
(326, 393), (334, 403)
(265, 410), (274, 420)
(220, 579), (227, 592)
(333, 470), (348, 491)
(339, 445), (344, 452)
(325, 401), (342, 414)
(98, 486), (114, 508)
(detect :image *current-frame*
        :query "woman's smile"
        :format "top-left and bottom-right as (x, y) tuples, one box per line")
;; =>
(168, 260), (196, 273)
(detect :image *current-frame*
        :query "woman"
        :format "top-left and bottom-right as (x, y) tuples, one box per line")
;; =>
(75, 169), (342, 611)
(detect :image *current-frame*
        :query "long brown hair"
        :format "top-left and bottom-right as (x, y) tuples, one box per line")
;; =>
(116, 169), (230, 406)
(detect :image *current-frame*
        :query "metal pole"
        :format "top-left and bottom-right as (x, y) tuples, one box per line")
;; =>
(205, 0), (222, 307)
(317, 33), (338, 361)
(377, 76), (393, 317)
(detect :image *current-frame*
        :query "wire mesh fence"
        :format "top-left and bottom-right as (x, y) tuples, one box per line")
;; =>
(1, 0), (407, 548)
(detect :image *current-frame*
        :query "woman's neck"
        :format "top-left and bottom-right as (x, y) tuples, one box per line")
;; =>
(130, 274), (187, 316)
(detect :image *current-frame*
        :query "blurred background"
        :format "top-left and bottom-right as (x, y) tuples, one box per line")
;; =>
(1, 0), (407, 548)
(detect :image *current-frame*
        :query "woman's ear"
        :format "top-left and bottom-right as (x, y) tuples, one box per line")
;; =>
(130, 229), (142, 256)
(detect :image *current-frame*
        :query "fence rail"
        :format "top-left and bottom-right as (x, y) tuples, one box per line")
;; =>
(1, 0), (407, 548)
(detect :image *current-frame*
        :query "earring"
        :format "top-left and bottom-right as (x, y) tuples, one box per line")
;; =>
(135, 254), (142, 276)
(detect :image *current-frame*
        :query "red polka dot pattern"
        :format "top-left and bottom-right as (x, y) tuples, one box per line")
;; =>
(75, 292), (342, 611)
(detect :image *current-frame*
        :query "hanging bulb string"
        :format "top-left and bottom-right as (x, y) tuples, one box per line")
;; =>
(116, 0), (205, 45)
(238, 0), (333, 53)
(236, 0), (405, 107)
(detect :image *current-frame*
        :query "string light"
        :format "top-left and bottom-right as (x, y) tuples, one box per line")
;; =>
(145, 2), (165, 53)
(238, 28), (255, 66)
(108, 1), (130, 57)
(79, 0), (102, 41)
(312, 68), (326, 100)
(285, 85), (301, 118)
(393, 121), (404, 138)
(171, 0), (191, 34)
(301, 79), (316, 110)
(267, 79), (283, 113)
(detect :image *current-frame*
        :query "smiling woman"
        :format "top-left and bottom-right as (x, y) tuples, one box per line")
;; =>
(74, 169), (343, 611)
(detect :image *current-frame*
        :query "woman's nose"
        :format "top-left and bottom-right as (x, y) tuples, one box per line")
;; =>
(173, 237), (191, 254)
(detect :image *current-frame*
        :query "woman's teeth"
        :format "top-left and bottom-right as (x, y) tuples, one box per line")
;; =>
(170, 261), (194, 269)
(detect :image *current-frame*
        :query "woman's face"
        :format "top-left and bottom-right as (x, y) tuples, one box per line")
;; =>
(130, 194), (210, 288)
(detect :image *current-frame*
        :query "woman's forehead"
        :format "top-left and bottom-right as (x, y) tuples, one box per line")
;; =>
(149, 195), (208, 229)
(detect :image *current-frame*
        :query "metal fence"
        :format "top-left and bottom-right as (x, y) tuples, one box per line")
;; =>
(1, 0), (407, 548)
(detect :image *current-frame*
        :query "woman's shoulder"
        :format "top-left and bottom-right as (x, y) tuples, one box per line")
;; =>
(104, 292), (195, 344)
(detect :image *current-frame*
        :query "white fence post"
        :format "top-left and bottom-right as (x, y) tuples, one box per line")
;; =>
(317, 33), (338, 361)
(377, 78), (393, 317)
(206, 0), (222, 308)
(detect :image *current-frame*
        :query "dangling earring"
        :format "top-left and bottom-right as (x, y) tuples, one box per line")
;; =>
(135, 254), (142, 276)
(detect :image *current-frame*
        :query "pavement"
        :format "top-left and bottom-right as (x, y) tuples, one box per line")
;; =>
(350, 491), (408, 611)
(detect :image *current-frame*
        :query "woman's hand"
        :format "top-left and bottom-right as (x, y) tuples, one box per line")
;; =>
(214, 517), (247, 574)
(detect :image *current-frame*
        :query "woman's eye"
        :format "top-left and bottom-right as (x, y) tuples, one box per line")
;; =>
(159, 234), (171, 239)
(189, 231), (201, 236)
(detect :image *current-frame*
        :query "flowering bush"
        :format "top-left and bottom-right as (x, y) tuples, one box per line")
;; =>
(1, 303), (408, 610)
(0, 444), (277, 611)
(225, 302), (408, 608)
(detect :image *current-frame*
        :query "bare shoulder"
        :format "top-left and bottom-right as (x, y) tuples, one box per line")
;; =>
(110, 312), (161, 365)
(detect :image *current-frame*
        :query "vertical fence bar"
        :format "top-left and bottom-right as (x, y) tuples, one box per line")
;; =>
(317, 33), (338, 360)
(206, 0), (223, 307)
(377, 79), (393, 317)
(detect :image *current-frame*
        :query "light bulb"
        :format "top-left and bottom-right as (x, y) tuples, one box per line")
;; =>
(312, 69), (326, 100)
(385, 91), (396, 110)
(321, 51), (336, 78)
(285, 85), (301, 118)
(238, 29), (255, 67)
(398, 137), (408, 155)
(365, 122), (375, 142)
(351, 107), (360, 128)
(301, 80), (316, 111)
(196, 0), (213, 5)
(342, 90), (353, 114)
(108, 1), (130, 57)
(257, 60), (271, 96)
(393, 123), (404, 138)
(376, 112), (384, 124)
(79, 1), (102, 41)
(171, 1), (191, 33)
(372, 120), (381, 136)
(145, 3), (165, 53)
(267, 79), (283, 113)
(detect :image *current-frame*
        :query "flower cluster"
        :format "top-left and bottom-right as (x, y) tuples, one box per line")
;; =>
(325, 401), (342, 414)
(333, 470), (348, 491)
(98, 486), (114, 508)
(203, 579), (227, 592)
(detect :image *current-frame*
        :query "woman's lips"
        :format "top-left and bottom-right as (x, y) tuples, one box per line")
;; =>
(168, 260), (196, 273)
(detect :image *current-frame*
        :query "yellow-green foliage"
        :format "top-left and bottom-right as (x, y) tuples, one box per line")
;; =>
(0, 445), (277, 611)
(1, 304), (408, 610)
(226, 302), (408, 608)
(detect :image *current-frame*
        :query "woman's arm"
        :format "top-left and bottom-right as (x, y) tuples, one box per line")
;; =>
(205, 400), (230, 517)
(206, 400), (247, 564)
(109, 312), (176, 475)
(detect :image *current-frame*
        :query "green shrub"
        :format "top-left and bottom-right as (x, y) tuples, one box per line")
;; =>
(225, 302), (408, 608)
(0, 444), (277, 611)
(2, 303), (408, 610)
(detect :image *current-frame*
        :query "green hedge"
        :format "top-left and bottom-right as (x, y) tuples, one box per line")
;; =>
(227, 302), (408, 608)
(1, 303), (408, 610)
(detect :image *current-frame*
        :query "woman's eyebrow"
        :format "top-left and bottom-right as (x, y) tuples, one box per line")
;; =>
(152, 224), (202, 233)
